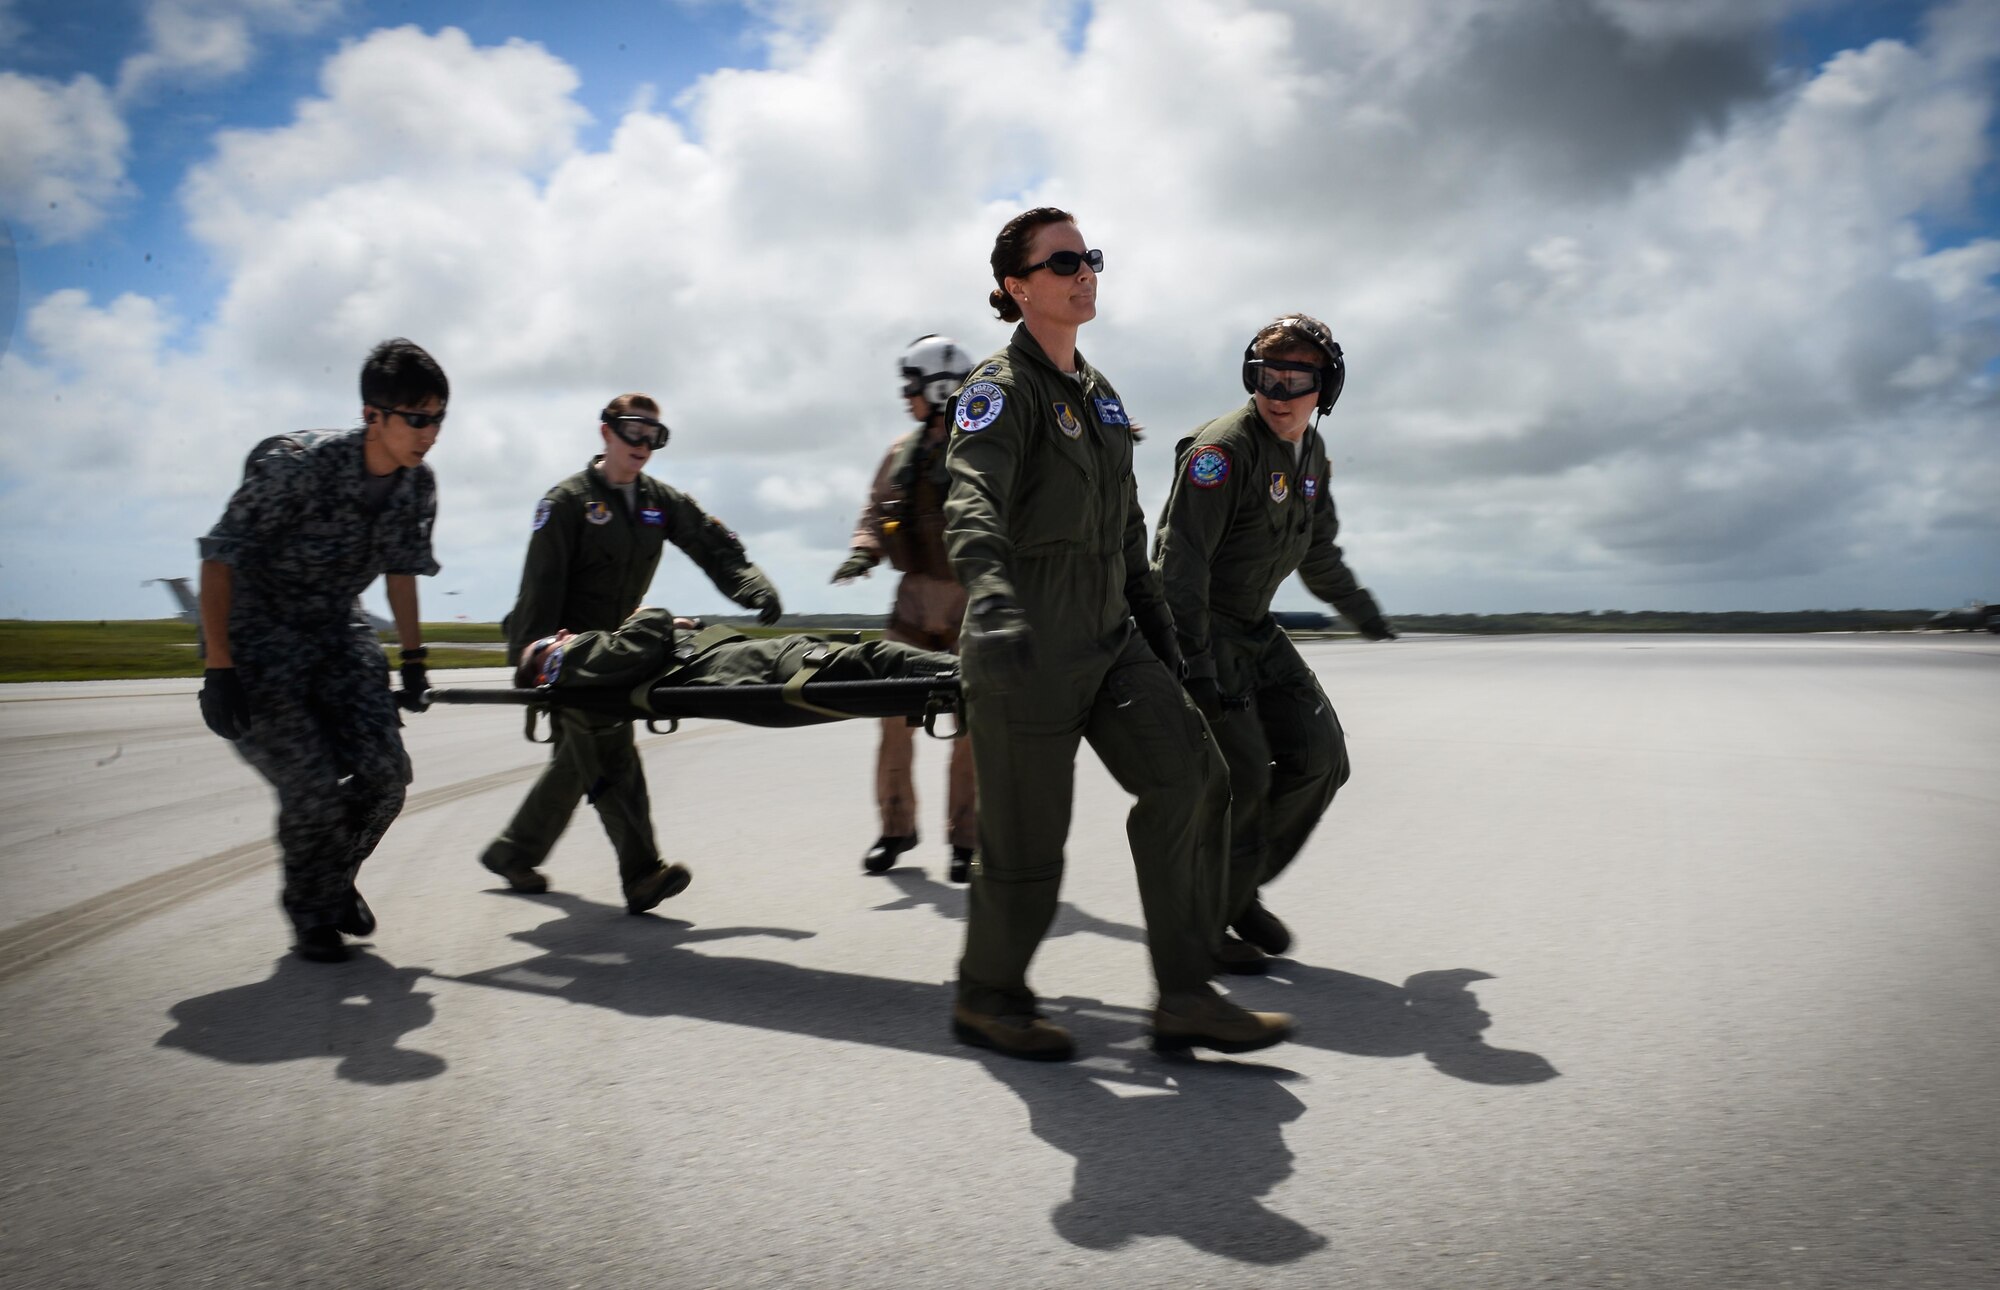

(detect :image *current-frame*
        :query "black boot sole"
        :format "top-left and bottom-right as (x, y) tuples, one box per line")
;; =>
(1150, 1024), (1294, 1055)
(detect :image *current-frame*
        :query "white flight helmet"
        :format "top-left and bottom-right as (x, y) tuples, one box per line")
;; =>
(897, 334), (972, 413)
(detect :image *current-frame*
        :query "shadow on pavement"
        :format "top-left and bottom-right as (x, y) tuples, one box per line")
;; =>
(445, 893), (1555, 1263)
(979, 1051), (1325, 1264)
(1239, 964), (1561, 1085)
(157, 951), (446, 1084)
(871, 872), (1559, 1086)
(872, 868), (1145, 944)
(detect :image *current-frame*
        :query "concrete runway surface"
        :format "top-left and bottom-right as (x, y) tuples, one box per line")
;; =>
(1, 633), (1995, 1289)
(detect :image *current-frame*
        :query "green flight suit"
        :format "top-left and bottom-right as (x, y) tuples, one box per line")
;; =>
(945, 325), (1229, 1015)
(485, 458), (778, 894)
(1152, 402), (1384, 925)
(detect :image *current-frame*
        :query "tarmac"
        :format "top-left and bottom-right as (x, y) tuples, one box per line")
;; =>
(1, 632), (1995, 1288)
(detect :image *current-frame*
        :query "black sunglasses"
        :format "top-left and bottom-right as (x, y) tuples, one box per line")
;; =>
(1019, 248), (1104, 277)
(607, 413), (670, 450)
(373, 404), (446, 430)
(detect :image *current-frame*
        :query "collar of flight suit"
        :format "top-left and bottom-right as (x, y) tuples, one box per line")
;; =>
(584, 455), (661, 517)
(1009, 322), (1097, 389)
(1245, 399), (1326, 469)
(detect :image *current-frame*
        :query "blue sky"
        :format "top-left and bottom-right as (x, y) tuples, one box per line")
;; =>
(2, 0), (1996, 621)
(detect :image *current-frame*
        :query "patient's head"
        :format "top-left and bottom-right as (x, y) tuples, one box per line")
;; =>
(516, 630), (576, 688)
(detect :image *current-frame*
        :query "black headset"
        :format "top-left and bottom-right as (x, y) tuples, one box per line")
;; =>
(1241, 314), (1346, 416)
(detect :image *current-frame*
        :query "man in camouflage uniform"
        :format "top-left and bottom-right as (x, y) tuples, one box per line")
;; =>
(480, 393), (783, 912)
(1152, 314), (1396, 972)
(832, 334), (977, 882)
(196, 338), (446, 963)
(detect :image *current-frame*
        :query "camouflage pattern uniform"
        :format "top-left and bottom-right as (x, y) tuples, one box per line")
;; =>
(849, 427), (975, 850)
(1152, 402), (1384, 925)
(199, 428), (438, 932)
(484, 459), (778, 896)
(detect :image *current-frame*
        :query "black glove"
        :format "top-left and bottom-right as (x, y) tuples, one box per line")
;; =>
(395, 649), (430, 712)
(967, 594), (1037, 690)
(831, 550), (875, 584)
(1183, 675), (1226, 724)
(750, 587), (783, 626)
(199, 667), (251, 740)
(1357, 615), (1398, 641)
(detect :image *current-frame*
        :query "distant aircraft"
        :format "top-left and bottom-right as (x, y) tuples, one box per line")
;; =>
(1920, 602), (2000, 632)
(149, 577), (395, 658)
(1270, 610), (1335, 631)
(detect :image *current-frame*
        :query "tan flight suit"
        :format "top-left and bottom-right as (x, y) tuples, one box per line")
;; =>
(850, 426), (975, 849)
(945, 325), (1229, 1015)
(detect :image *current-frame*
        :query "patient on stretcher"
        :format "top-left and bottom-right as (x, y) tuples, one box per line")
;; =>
(517, 607), (960, 696)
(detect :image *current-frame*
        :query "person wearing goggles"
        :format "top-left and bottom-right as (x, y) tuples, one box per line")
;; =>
(833, 334), (979, 882)
(479, 393), (785, 913)
(941, 206), (1293, 1062)
(1151, 313), (1397, 975)
(195, 338), (447, 963)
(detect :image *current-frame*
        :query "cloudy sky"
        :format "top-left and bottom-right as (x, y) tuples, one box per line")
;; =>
(1, 0), (1995, 622)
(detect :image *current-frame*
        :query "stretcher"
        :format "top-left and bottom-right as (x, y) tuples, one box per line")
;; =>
(426, 673), (964, 741)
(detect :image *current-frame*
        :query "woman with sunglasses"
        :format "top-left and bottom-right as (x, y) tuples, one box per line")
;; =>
(479, 393), (784, 913)
(195, 338), (446, 962)
(1150, 314), (1397, 974)
(942, 206), (1294, 1060)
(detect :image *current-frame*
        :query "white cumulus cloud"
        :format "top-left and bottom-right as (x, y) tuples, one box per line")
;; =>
(117, 0), (343, 100)
(0, 0), (1996, 621)
(0, 72), (129, 242)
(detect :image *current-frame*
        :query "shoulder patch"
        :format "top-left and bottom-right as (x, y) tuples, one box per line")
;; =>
(1188, 445), (1230, 489)
(976, 362), (1002, 379)
(584, 500), (614, 526)
(536, 642), (565, 687)
(532, 498), (554, 531)
(955, 381), (1005, 434)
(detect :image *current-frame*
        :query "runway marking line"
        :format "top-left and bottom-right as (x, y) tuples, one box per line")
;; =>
(0, 727), (707, 982)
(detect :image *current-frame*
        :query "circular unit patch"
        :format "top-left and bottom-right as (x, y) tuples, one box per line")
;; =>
(1187, 445), (1230, 489)
(956, 381), (1006, 434)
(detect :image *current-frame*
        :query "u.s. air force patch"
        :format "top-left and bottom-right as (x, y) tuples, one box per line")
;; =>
(532, 498), (553, 531)
(956, 382), (1005, 433)
(1269, 472), (1290, 503)
(584, 500), (614, 525)
(1188, 445), (1229, 489)
(1053, 401), (1082, 438)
